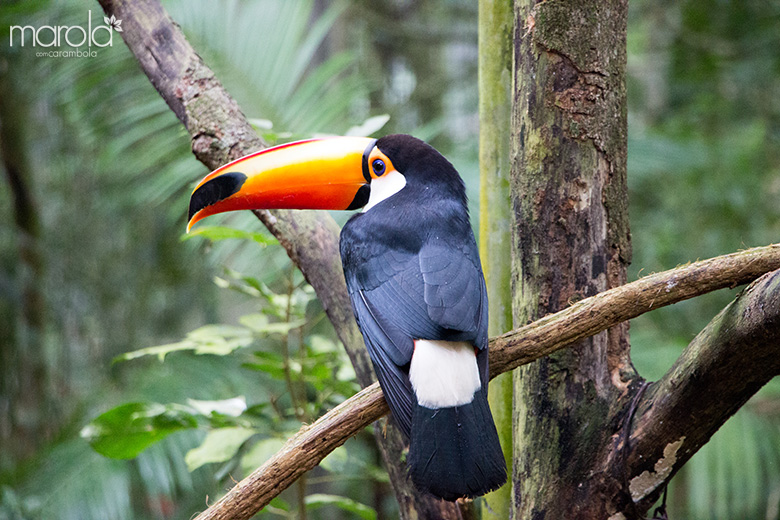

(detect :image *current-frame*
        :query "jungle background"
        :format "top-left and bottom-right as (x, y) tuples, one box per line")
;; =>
(1, 0), (779, 519)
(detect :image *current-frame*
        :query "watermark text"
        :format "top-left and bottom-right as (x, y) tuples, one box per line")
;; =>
(9, 12), (122, 56)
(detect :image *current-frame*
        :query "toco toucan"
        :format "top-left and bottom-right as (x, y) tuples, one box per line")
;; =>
(187, 134), (506, 501)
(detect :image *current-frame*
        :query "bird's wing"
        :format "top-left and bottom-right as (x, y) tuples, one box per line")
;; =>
(349, 287), (415, 436)
(347, 237), (489, 434)
(355, 240), (487, 344)
(348, 247), (423, 436)
(418, 239), (490, 387)
(418, 240), (488, 348)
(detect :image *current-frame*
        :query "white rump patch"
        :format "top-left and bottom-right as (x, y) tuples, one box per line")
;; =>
(409, 340), (481, 408)
(363, 169), (406, 212)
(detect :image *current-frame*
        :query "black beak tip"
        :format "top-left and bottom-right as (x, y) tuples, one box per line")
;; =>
(188, 171), (248, 222)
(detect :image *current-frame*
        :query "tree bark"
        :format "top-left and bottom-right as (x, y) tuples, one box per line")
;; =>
(510, 0), (636, 517)
(95, 0), (458, 517)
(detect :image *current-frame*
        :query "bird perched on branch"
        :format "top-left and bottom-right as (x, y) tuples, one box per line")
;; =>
(187, 134), (506, 501)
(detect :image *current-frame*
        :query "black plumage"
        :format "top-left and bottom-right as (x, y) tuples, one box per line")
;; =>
(339, 135), (506, 500)
(408, 389), (505, 501)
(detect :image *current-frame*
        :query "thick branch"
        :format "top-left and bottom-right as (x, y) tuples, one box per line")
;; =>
(490, 243), (780, 376)
(195, 244), (780, 520)
(628, 269), (780, 512)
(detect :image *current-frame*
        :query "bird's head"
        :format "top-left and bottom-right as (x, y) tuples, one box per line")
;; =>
(186, 134), (464, 231)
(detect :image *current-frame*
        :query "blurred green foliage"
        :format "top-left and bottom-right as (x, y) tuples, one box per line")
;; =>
(81, 262), (385, 519)
(628, 0), (780, 518)
(0, 0), (381, 517)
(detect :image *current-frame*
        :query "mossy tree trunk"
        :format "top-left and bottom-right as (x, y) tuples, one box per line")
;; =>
(510, 0), (638, 517)
(478, 0), (515, 518)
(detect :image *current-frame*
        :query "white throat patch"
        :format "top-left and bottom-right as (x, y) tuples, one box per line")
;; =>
(409, 340), (481, 408)
(363, 169), (406, 212)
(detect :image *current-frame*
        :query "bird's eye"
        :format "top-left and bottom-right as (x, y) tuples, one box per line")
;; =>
(372, 159), (386, 176)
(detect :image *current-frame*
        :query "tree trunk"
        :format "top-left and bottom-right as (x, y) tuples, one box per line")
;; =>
(478, 0), (515, 517)
(510, 0), (637, 518)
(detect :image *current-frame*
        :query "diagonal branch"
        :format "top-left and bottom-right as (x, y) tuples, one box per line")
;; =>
(97, 0), (465, 517)
(194, 244), (780, 520)
(489, 243), (780, 376)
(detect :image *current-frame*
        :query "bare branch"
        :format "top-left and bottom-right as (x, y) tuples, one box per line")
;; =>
(194, 244), (780, 520)
(489, 243), (780, 376)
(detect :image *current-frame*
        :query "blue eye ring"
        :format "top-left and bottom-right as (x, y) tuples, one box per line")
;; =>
(372, 158), (386, 176)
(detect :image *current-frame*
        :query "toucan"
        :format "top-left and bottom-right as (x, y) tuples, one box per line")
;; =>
(187, 134), (507, 501)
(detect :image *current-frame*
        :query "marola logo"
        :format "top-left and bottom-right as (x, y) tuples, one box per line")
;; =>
(9, 11), (122, 49)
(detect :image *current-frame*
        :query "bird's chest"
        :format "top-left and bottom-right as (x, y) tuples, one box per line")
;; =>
(340, 213), (425, 288)
(342, 209), (420, 258)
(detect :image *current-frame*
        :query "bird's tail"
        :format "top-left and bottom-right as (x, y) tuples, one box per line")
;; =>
(407, 388), (507, 501)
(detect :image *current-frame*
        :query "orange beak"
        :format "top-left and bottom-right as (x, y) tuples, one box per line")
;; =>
(187, 137), (375, 232)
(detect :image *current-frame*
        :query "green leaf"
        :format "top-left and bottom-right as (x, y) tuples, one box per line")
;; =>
(304, 494), (376, 520)
(345, 114), (390, 137)
(251, 350), (286, 363)
(306, 362), (331, 384)
(188, 324), (250, 341)
(213, 275), (264, 299)
(114, 324), (254, 363)
(183, 225), (277, 246)
(243, 350), (286, 380)
(240, 313), (307, 335)
(187, 396), (247, 417)
(184, 427), (257, 472)
(113, 341), (203, 363)
(81, 402), (198, 459)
